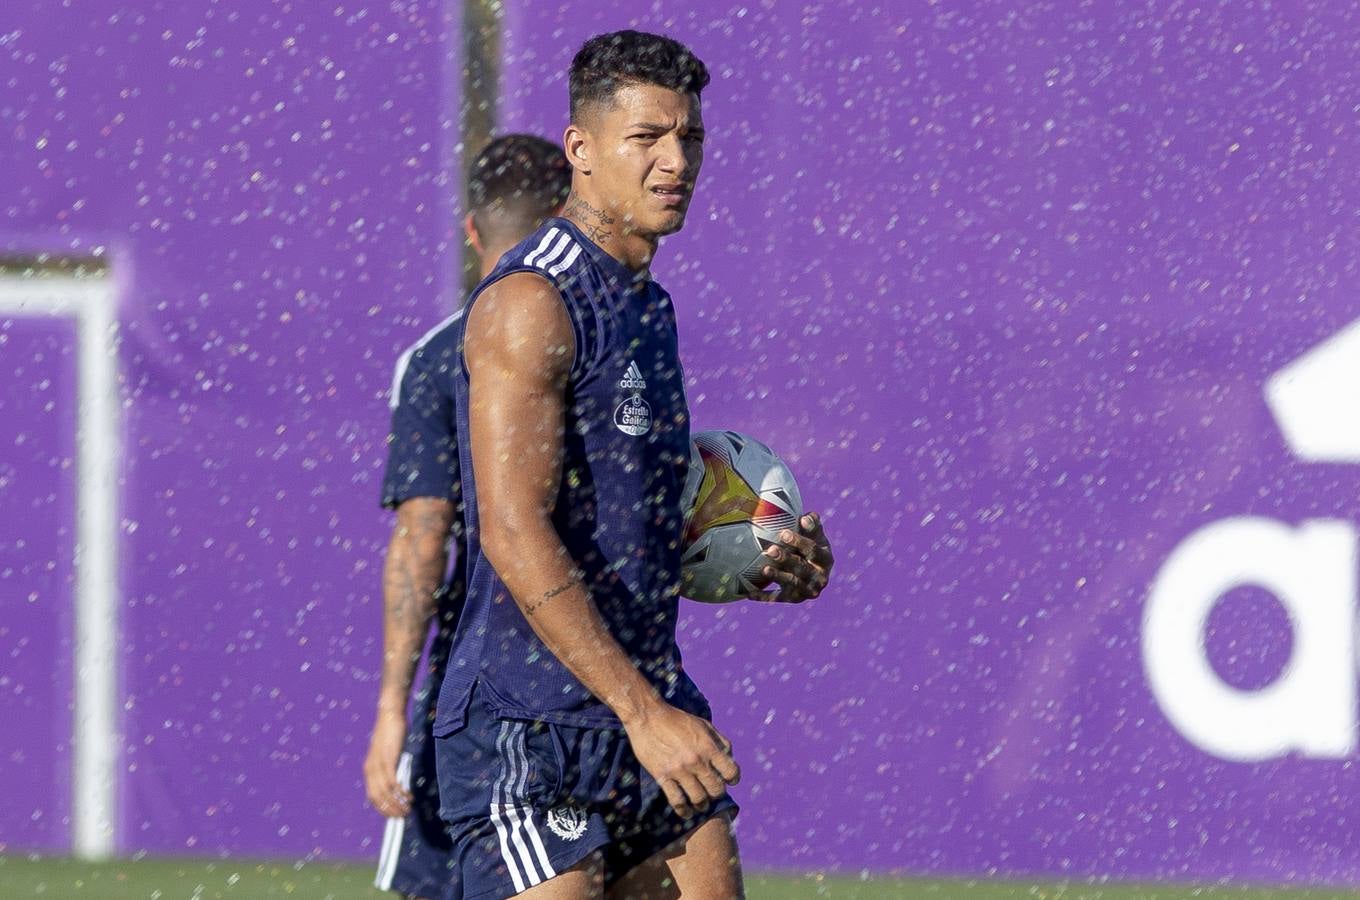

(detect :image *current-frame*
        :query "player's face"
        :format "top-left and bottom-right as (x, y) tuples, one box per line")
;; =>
(589, 83), (705, 237)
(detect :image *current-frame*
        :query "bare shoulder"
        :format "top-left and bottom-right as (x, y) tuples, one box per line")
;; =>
(465, 272), (574, 381)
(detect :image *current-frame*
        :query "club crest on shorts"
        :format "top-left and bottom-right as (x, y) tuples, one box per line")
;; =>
(545, 803), (588, 841)
(614, 359), (652, 436)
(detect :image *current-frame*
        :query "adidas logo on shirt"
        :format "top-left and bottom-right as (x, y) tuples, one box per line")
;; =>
(619, 361), (647, 391)
(614, 362), (652, 436)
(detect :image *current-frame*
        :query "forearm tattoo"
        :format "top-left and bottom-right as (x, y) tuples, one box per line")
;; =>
(383, 505), (452, 664)
(523, 578), (576, 616)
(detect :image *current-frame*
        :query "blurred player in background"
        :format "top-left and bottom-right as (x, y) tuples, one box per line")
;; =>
(364, 134), (572, 899)
(433, 30), (835, 900)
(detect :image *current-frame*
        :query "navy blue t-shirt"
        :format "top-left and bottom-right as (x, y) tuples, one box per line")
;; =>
(434, 216), (708, 732)
(380, 312), (469, 689)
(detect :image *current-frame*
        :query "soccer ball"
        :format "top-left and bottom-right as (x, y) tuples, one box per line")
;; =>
(679, 430), (804, 603)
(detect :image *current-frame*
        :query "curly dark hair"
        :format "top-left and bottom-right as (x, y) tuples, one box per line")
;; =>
(569, 30), (711, 122)
(467, 133), (571, 238)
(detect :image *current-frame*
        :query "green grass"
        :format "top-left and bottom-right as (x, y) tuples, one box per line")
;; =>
(0, 857), (1356, 899)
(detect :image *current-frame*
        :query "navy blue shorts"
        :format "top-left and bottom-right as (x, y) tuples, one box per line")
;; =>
(375, 676), (461, 900)
(434, 682), (739, 900)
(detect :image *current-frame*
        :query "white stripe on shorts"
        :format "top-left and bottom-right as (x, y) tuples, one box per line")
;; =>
(512, 726), (557, 879)
(501, 723), (547, 886)
(374, 751), (414, 890)
(490, 723), (530, 892)
(488, 722), (563, 891)
(502, 802), (545, 886)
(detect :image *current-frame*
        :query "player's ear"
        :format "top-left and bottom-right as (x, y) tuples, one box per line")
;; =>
(464, 212), (483, 255)
(563, 122), (590, 175)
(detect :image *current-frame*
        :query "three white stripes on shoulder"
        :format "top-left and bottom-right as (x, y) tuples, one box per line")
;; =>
(523, 228), (582, 277)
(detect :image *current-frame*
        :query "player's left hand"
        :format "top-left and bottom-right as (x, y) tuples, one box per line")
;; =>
(753, 511), (834, 603)
(363, 710), (413, 818)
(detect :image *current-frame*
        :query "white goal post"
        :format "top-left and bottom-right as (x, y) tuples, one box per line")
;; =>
(0, 272), (120, 860)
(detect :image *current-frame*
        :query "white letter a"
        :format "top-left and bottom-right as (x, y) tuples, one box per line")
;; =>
(1144, 517), (1356, 760)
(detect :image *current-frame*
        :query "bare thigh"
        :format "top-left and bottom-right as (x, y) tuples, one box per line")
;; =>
(516, 851), (606, 900)
(605, 812), (743, 900)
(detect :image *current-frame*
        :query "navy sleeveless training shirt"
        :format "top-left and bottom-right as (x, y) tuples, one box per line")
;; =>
(433, 216), (709, 732)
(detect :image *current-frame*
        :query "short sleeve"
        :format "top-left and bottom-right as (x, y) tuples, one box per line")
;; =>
(379, 339), (459, 509)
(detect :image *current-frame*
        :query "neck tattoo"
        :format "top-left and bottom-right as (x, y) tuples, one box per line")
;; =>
(563, 192), (615, 244)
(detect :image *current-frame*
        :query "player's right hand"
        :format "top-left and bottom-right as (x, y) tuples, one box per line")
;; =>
(363, 710), (412, 818)
(752, 511), (834, 603)
(624, 702), (740, 819)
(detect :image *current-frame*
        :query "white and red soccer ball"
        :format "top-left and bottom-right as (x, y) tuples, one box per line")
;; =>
(679, 430), (803, 603)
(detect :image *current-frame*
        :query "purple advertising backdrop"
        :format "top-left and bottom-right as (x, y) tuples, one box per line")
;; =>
(2, 0), (461, 859)
(496, 0), (1360, 884)
(0, 318), (77, 852)
(6, 0), (1360, 887)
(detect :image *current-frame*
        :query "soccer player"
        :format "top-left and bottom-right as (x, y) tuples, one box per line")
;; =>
(433, 30), (835, 899)
(365, 134), (572, 900)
